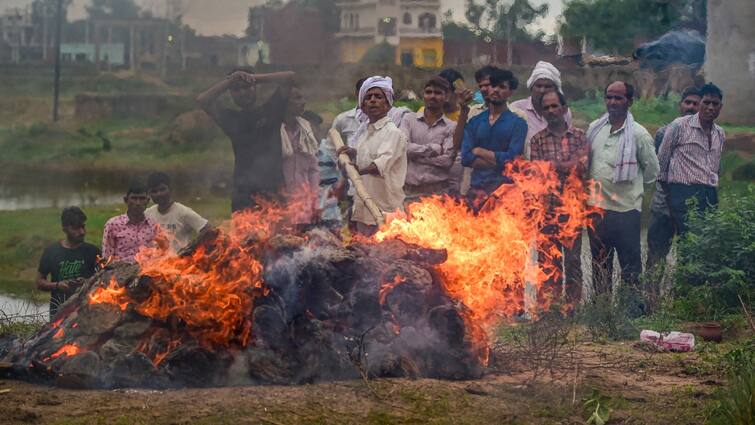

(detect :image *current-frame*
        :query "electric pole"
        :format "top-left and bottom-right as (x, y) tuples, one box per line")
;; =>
(52, 0), (63, 122)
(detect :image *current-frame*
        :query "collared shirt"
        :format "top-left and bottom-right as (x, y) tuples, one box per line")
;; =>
(399, 111), (457, 187)
(650, 125), (671, 214)
(352, 116), (407, 226)
(587, 119), (659, 212)
(331, 108), (360, 147)
(352, 106), (411, 150)
(417, 106), (461, 123)
(530, 126), (589, 179)
(102, 214), (160, 262)
(510, 96), (573, 159)
(658, 113), (725, 187)
(461, 109), (528, 190)
(530, 126), (589, 214)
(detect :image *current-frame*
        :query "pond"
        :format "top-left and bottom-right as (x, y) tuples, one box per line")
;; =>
(0, 293), (48, 320)
(0, 186), (123, 211)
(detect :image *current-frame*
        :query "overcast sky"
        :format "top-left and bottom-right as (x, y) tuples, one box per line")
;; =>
(2, 0), (563, 37)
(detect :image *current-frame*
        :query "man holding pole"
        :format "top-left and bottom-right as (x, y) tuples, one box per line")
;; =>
(337, 76), (407, 236)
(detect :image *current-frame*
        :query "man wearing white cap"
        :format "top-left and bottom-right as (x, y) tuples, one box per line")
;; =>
(511, 61), (573, 159)
(338, 76), (408, 236)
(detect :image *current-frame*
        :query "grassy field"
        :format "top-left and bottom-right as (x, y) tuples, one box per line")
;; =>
(0, 196), (231, 301)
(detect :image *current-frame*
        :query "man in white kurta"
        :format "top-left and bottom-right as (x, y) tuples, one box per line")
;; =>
(338, 76), (408, 236)
(352, 115), (407, 230)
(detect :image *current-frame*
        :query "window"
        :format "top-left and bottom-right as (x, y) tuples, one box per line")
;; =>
(349, 14), (354, 29)
(418, 13), (436, 32)
(378, 17), (397, 36)
(403, 13), (412, 25)
(355, 14), (359, 29)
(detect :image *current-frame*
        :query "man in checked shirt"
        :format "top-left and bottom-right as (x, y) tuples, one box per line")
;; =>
(529, 90), (589, 307)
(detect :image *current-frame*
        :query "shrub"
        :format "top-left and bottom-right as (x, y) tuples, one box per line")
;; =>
(673, 190), (755, 321)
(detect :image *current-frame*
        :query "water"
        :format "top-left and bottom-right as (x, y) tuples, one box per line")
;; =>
(0, 187), (123, 211)
(0, 293), (48, 320)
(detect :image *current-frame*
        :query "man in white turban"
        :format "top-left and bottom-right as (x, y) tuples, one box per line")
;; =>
(511, 61), (574, 158)
(338, 76), (408, 236)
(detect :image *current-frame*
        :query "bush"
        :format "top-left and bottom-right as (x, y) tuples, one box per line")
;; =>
(706, 340), (755, 425)
(360, 42), (396, 65)
(673, 190), (755, 321)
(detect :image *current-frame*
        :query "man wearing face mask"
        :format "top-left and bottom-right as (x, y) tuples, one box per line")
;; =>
(337, 76), (407, 236)
(196, 68), (295, 212)
(646, 87), (701, 272)
(511, 61), (574, 159)
(37, 207), (101, 318)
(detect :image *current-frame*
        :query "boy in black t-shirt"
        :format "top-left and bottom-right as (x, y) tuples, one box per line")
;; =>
(36, 207), (100, 318)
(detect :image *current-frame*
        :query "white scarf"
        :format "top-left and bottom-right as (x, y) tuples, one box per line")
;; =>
(587, 112), (638, 183)
(281, 117), (318, 157)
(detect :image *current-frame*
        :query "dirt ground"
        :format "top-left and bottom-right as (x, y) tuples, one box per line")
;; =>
(0, 340), (723, 425)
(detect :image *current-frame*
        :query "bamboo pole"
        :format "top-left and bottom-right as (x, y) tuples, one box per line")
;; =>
(328, 128), (384, 225)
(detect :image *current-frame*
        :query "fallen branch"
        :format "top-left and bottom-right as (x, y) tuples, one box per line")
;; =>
(328, 128), (384, 225)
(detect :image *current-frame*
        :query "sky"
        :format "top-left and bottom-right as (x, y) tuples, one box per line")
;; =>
(2, 0), (563, 37)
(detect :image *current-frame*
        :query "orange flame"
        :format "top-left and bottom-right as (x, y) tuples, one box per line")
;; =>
(129, 199), (302, 355)
(89, 277), (129, 311)
(376, 159), (601, 357)
(379, 274), (406, 305)
(53, 328), (64, 339)
(43, 343), (82, 361)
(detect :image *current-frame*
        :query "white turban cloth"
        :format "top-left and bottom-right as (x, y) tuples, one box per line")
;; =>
(526, 61), (563, 93)
(358, 76), (395, 116)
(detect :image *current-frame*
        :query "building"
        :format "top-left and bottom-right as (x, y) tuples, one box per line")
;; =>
(705, 0), (755, 125)
(335, 0), (443, 67)
(61, 42), (125, 65)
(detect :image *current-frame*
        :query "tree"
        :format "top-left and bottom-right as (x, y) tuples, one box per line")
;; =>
(246, 0), (339, 40)
(465, 0), (548, 65)
(86, 0), (141, 19)
(559, 0), (707, 55)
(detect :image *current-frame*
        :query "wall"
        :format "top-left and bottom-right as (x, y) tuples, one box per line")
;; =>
(337, 37), (375, 63)
(705, 0), (755, 125)
(397, 37), (443, 67)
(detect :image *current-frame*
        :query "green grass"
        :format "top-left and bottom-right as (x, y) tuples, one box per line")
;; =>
(0, 197), (231, 301)
(570, 93), (755, 135)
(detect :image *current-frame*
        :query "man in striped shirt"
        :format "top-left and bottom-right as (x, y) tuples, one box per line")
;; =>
(657, 83), (725, 235)
(646, 87), (701, 271)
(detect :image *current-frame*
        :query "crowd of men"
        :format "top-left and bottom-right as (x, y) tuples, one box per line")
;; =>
(36, 61), (726, 318)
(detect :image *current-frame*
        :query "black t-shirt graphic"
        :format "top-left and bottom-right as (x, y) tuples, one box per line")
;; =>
(206, 87), (289, 211)
(38, 242), (100, 317)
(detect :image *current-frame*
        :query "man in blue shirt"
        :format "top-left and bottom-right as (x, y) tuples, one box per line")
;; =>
(461, 68), (528, 200)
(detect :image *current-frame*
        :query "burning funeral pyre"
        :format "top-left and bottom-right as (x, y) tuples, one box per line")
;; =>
(0, 159), (598, 389)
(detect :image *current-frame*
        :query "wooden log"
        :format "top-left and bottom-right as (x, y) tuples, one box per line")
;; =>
(327, 128), (384, 225)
